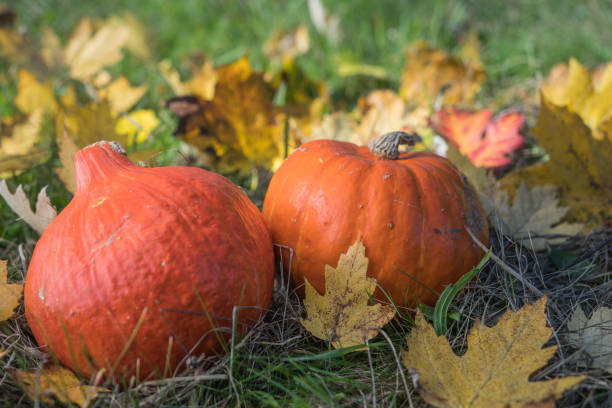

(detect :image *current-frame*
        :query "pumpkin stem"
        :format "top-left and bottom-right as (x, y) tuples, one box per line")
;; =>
(368, 131), (422, 160)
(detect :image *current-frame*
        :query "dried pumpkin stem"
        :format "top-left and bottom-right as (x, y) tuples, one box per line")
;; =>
(368, 131), (422, 160)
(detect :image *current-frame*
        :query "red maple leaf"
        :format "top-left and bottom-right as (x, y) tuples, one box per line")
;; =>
(430, 108), (524, 168)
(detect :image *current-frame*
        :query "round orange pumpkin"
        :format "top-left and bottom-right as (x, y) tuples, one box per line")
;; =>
(262, 132), (489, 308)
(25, 141), (274, 379)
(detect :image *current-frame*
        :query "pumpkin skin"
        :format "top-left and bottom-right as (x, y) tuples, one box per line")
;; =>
(24, 141), (274, 380)
(262, 133), (489, 308)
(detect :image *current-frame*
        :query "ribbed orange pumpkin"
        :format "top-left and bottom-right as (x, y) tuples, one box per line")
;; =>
(25, 141), (274, 379)
(262, 132), (489, 308)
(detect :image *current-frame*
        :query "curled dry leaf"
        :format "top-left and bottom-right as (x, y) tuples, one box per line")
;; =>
(568, 306), (612, 373)
(501, 94), (612, 225)
(15, 366), (104, 407)
(403, 297), (585, 408)
(0, 259), (23, 322)
(300, 238), (396, 349)
(0, 180), (57, 234)
(400, 40), (485, 108)
(430, 107), (524, 168)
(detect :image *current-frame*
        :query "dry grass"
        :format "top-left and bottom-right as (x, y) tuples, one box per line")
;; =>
(0, 226), (610, 407)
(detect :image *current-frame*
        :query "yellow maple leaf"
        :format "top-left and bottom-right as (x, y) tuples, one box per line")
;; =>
(400, 40), (485, 107)
(300, 238), (396, 349)
(15, 366), (104, 407)
(14, 69), (57, 115)
(541, 58), (612, 141)
(0, 259), (23, 322)
(97, 76), (148, 114)
(167, 57), (286, 174)
(115, 109), (160, 145)
(402, 297), (585, 408)
(1, 109), (44, 157)
(501, 93), (612, 225)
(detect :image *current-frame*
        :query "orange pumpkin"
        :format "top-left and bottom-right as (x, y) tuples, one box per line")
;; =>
(25, 141), (274, 379)
(262, 132), (489, 308)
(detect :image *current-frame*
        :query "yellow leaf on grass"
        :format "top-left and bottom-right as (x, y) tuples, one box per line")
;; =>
(159, 59), (217, 100)
(402, 297), (585, 408)
(62, 102), (122, 147)
(0, 259), (23, 322)
(1, 109), (44, 157)
(400, 40), (485, 107)
(14, 69), (57, 115)
(300, 238), (396, 349)
(501, 94), (612, 225)
(64, 17), (130, 81)
(541, 58), (612, 141)
(97, 76), (147, 114)
(115, 110), (160, 145)
(15, 366), (104, 407)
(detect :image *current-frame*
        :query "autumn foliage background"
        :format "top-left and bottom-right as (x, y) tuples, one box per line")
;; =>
(0, 0), (611, 407)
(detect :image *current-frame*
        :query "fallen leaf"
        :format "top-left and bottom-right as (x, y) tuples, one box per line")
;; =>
(39, 25), (63, 71)
(400, 41), (485, 107)
(1, 109), (44, 157)
(115, 110), (160, 145)
(0, 259), (23, 322)
(166, 57), (286, 174)
(445, 143), (496, 195)
(568, 306), (612, 373)
(14, 69), (57, 115)
(55, 127), (78, 193)
(62, 102), (121, 147)
(64, 17), (130, 81)
(97, 76), (147, 114)
(15, 366), (104, 407)
(485, 183), (584, 250)
(159, 59), (217, 100)
(300, 238), (396, 348)
(542, 58), (612, 142)
(0, 180), (57, 234)
(501, 93), (612, 225)
(430, 108), (524, 168)
(306, 112), (359, 144)
(264, 24), (310, 65)
(107, 12), (151, 60)
(0, 28), (47, 75)
(402, 297), (585, 407)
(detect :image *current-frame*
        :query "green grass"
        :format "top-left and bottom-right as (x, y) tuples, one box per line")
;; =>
(1, 1), (612, 406)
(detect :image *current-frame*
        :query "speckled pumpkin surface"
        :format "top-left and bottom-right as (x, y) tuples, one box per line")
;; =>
(25, 142), (274, 379)
(262, 134), (489, 308)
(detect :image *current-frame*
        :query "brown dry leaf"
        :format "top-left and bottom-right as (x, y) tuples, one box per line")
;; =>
(501, 94), (612, 225)
(14, 69), (57, 115)
(0, 259), (23, 322)
(541, 58), (612, 142)
(0, 28), (47, 75)
(56, 127), (78, 193)
(15, 366), (104, 407)
(402, 297), (585, 408)
(97, 76), (147, 114)
(64, 17), (130, 81)
(400, 40), (485, 107)
(167, 57), (286, 174)
(568, 306), (612, 373)
(486, 183), (584, 251)
(264, 24), (310, 65)
(0, 180), (56, 234)
(300, 238), (396, 349)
